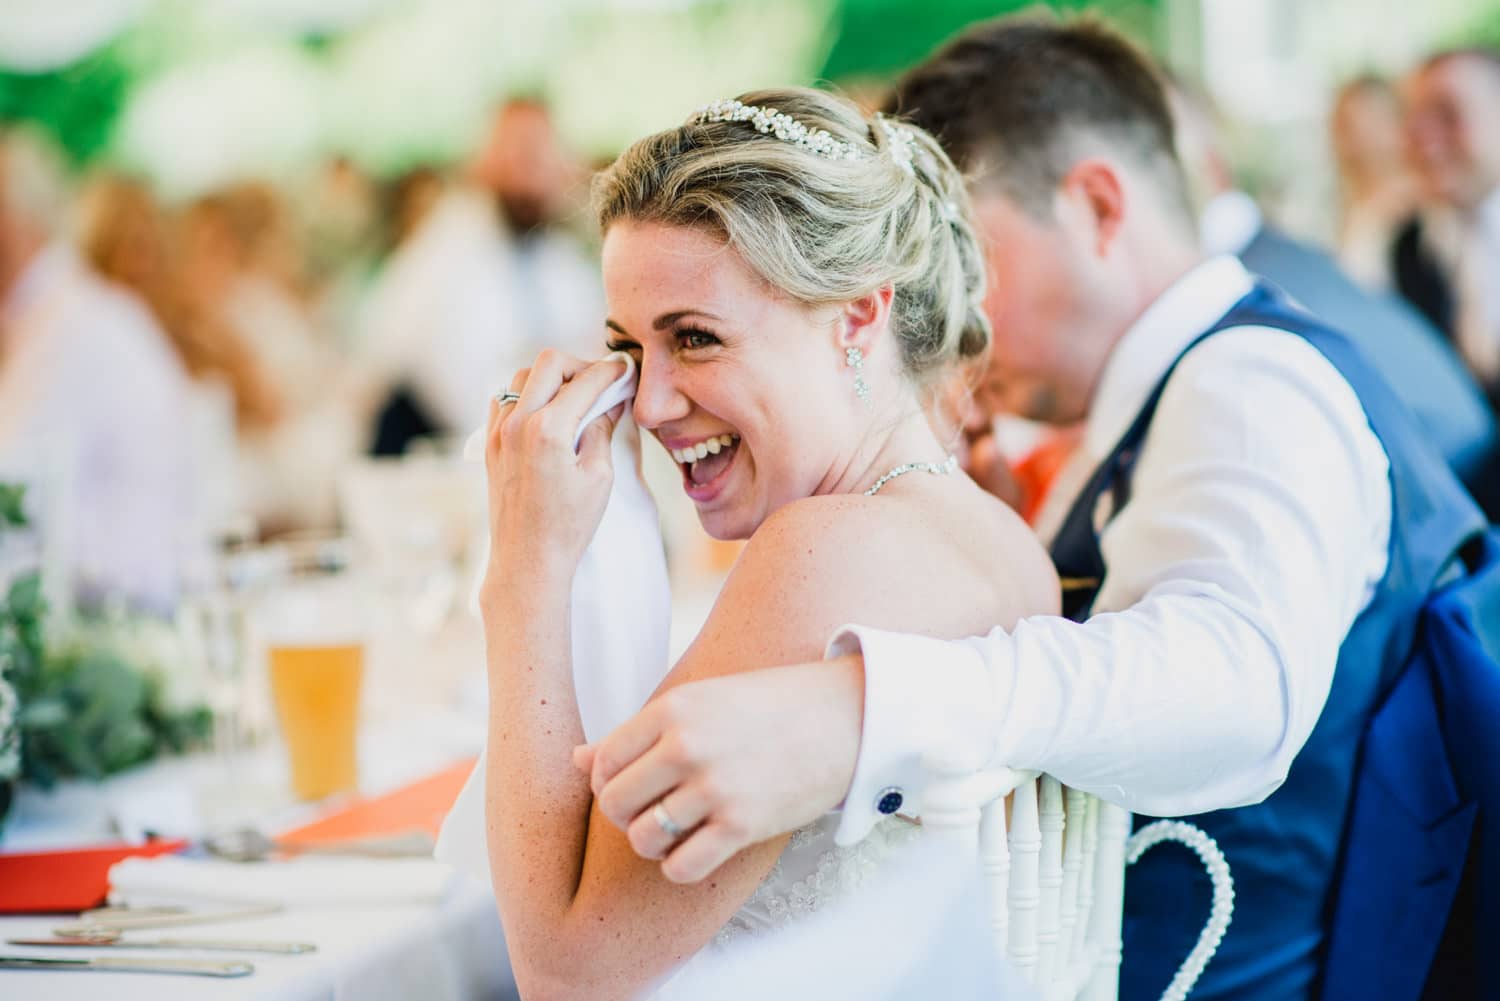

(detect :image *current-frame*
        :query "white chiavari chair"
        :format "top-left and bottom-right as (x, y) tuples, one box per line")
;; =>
(923, 762), (1235, 1001)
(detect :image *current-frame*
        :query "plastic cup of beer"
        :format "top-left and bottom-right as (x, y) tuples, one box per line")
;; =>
(259, 536), (366, 802)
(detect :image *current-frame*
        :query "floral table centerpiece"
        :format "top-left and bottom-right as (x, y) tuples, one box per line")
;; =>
(0, 484), (211, 835)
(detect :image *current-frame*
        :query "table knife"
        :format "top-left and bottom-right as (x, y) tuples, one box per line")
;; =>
(9, 935), (315, 954)
(0, 954), (253, 977)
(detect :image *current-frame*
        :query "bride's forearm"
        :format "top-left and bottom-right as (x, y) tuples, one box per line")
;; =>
(479, 568), (595, 965)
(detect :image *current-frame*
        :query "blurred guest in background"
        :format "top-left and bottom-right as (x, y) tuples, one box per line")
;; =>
(358, 97), (604, 455)
(76, 174), (275, 539)
(178, 185), (331, 391)
(1171, 80), (1500, 500)
(1329, 75), (1418, 291)
(383, 166), (445, 252)
(299, 155), (382, 347)
(0, 130), (192, 611)
(76, 175), (282, 434)
(1396, 47), (1500, 405)
(177, 186), (362, 534)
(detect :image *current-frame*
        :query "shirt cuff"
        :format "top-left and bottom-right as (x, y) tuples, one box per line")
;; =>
(825, 624), (1000, 846)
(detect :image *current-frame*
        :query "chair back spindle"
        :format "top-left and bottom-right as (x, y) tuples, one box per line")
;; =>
(922, 759), (1233, 1001)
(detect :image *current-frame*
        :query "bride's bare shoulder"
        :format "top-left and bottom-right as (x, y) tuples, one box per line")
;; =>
(742, 489), (1047, 591)
(685, 491), (1052, 674)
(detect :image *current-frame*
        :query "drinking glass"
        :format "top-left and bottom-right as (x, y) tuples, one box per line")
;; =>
(258, 535), (367, 801)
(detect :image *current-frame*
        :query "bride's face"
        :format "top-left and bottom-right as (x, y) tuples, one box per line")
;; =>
(602, 220), (852, 539)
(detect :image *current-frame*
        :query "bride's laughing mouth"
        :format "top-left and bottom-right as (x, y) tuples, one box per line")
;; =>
(665, 433), (742, 503)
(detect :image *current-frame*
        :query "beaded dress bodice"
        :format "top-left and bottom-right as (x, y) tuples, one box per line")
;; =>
(714, 813), (922, 946)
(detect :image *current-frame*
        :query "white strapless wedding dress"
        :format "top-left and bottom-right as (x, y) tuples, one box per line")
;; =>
(652, 810), (1025, 1001)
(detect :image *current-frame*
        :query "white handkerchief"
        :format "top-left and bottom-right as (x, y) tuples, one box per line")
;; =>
(437, 353), (673, 884)
(462, 351), (638, 461)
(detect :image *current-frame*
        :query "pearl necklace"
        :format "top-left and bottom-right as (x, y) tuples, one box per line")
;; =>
(863, 454), (958, 496)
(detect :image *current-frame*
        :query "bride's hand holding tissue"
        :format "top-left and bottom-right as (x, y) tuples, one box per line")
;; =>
(479, 352), (628, 588)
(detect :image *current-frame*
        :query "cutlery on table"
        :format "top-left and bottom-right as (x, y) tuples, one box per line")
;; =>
(202, 828), (436, 862)
(0, 955), (253, 977)
(54, 902), (281, 937)
(9, 932), (315, 954)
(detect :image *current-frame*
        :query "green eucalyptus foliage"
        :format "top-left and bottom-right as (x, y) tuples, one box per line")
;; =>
(0, 484), (209, 797)
(17, 638), (209, 786)
(0, 487), (42, 789)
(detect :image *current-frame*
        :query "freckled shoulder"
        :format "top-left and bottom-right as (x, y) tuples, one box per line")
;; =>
(683, 494), (960, 673)
(744, 493), (896, 559)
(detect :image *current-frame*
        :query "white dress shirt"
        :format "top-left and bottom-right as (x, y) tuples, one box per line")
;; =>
(0, 245), (193, 611)
(829, 256), (1393, 844)
(358, 189), (606, 435)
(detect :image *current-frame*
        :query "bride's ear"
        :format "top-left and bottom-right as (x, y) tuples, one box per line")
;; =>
(832, 284), (896, 358)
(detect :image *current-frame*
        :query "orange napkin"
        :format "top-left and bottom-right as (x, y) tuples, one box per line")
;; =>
(277, 757), (476, 848)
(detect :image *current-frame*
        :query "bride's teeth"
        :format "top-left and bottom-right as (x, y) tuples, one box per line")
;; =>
(669, 435), (738, 466)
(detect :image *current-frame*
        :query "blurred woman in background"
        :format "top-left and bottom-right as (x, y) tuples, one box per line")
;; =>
(1330, 75), (1418, 291)
(76, 175), (283, 434)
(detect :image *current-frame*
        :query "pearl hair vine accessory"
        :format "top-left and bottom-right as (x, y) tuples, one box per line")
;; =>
(874, 115), (917, 175)
(693, 99), (864, 162)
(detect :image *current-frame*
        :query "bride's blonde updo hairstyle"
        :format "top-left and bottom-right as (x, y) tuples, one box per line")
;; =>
(593, 87), (991, 384)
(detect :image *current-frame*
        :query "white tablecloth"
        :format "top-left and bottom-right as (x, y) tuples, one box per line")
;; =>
(0, 876), (515, 1001)
(0, 631), (519, 1001)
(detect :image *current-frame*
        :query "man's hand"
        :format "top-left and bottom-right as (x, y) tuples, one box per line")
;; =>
(575, 656), (865, 883)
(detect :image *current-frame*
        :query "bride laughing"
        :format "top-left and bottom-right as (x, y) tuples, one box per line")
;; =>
(475, 87), (1059, 1000)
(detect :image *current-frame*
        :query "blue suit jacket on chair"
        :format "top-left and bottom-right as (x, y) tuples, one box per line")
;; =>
(1322, 531), (1500, 1000)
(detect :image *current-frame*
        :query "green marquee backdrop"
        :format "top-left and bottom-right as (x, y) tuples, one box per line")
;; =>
(0, 0), (1163, 173)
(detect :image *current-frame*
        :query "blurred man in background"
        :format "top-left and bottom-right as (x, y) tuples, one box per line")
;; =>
(0, 129), (192, 612)
(1171, 80), (1500, 509)
(359, 97), (604, 455)
(1396, 48), (1500, 408)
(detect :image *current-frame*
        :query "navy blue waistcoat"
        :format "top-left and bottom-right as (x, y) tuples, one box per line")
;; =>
(1049, 282), (1486, 1000)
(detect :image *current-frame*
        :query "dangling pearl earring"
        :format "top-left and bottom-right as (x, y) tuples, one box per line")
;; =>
(846, 346), (872, 407)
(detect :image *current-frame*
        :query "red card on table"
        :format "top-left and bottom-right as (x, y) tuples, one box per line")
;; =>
(0, 839), (188, 914)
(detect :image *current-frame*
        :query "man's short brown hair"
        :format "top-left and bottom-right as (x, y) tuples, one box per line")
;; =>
(885, 11), (1194, 225)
